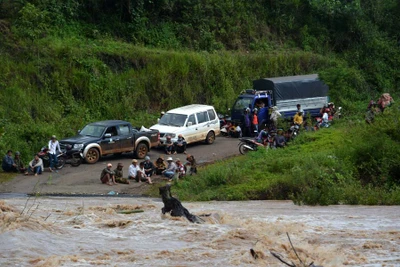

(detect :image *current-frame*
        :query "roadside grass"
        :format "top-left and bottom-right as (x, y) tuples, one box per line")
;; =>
(0, 172), (17, 183)
(170, 107), (400, 205)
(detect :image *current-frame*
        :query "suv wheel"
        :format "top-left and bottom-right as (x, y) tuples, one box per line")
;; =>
(86, 148), (100, 164)
(205, 131), (215, 144)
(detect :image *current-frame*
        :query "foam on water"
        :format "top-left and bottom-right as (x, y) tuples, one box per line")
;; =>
(0, 198), (399, 266)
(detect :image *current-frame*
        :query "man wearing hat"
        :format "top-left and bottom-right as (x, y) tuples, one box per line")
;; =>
(48, 135), (62, 172)
(162, 156), (177, 181)
(154, 155), (167, 175)
(113, 163), (130, 184)
(100, 163), (117, 185)
(128, 159), (141, 181)
(14, 151), (26, 173)
(2, 150), (17, 172)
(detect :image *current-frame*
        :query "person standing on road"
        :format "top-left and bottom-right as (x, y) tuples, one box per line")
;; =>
(113, 163), (130, 184)
(270, 106), (281, 130)
(251, 108), (259, 136)
(100, 163), (117, 185)
(48, 135), (62, 172)
(2, 150), (17, 172)
(242, 108), (251, 137)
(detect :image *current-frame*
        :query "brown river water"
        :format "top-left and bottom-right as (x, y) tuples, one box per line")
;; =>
(0, 196), (399, 266)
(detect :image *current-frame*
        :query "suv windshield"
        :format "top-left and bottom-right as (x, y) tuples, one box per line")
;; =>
(158, 113), (187, 127)
(80, 125), (106, 137)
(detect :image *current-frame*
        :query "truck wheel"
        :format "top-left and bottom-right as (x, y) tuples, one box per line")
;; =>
(134, 143), (148, 159)
(205, 131), (215, 144)
(86, 148), (100, 164)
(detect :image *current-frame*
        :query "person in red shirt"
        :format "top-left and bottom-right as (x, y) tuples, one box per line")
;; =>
(252, 108), (259, 136)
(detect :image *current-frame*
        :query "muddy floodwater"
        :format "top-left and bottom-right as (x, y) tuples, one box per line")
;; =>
(0, 197), (399, 266)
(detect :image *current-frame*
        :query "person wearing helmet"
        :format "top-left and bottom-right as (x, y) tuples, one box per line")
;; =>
(143, 156), (155, 177)
(251, 108), (259, 136)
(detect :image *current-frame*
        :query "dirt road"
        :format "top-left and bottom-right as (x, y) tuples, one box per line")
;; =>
(0, 137), (241, 195)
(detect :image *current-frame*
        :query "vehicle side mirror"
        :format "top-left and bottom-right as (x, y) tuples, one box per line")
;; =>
(104, 133), (111, 138)
(77, 130), (81, 133)
(187, 122), (193, 127)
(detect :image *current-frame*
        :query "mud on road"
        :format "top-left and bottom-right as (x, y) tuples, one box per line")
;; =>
(0, 137), (241, 195)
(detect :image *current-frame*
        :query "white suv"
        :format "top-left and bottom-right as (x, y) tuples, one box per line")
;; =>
(151, 104), (220, 145)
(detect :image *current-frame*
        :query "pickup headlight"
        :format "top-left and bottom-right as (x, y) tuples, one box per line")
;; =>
(73, 144), (84, 149)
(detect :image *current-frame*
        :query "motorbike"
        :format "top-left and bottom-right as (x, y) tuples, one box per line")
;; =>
(238, 137), (259, 155)
(38, 147), (66, 170)
(62, 144), (83, 167)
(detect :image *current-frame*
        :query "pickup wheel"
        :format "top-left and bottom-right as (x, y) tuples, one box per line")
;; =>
(86, 148), (100, 164)
(134, 142), (148, 159)
(205, 131), (215, 144)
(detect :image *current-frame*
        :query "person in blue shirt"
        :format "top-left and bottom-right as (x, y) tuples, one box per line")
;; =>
(2, 150), (17, 172)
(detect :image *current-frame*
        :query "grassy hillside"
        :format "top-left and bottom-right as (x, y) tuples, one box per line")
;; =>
(1, 0), (399, 203)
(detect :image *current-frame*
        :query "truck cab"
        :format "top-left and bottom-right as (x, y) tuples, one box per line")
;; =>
(231, 74), (329, 126)
(230, 89), (272, 126)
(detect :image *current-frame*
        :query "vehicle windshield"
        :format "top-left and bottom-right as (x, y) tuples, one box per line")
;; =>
(232, 97), (252, 111)
(80, 125), (106, 137)
(158, 113), (187, 127)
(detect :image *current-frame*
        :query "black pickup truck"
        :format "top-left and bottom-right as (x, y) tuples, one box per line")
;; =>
(59, 120), (159, 164)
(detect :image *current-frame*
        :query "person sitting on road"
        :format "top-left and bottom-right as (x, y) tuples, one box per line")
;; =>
(14, 151), (26, 173)
(154, 155), (167, 175)
(293, 111), (303, 126)
(100, 163), (117, 186)
(113, 163), (130, 184)
(176, 158), (186, 179)
(275, 130), (286, 148)
(25, 154), (43, 176)
(174, 134), (187, 154)
(162, 157), (177, 181)
(185, 154), (197, 175)
(164, 135), (175, 155)
(128, 159), (141, 181)
(137, 162), (153, 184)
(2, 150), (17, 172)
(143, 156), (154, 177)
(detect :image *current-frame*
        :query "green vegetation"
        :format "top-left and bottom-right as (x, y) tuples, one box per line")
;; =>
(0, 0), (399, 203)
(173, 106), (400, 205)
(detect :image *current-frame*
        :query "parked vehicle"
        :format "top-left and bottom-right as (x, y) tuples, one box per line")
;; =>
(62, 144), (83, 167)
(38, 147), (65, 169)
(238, 137), (258, 155)
(231, 74), (329, 126)
(59, 120), (160, 164)
(150, 104), (220, 146)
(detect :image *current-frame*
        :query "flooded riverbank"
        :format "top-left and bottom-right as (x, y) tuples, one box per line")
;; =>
(0, 197), (399, 266)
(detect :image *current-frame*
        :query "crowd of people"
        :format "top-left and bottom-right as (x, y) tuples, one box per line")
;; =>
(99, 154), (197, 186)
(365, 93), (394, 124)
(221, 102), (341, 148)
(2, 135), (62, 176)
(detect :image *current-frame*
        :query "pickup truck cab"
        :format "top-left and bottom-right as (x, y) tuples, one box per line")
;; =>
(59, 120), (159, 164)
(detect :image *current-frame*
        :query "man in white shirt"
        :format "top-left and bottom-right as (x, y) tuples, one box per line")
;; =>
(128, 159), (140, 181)
(48, 135), (61, 172)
